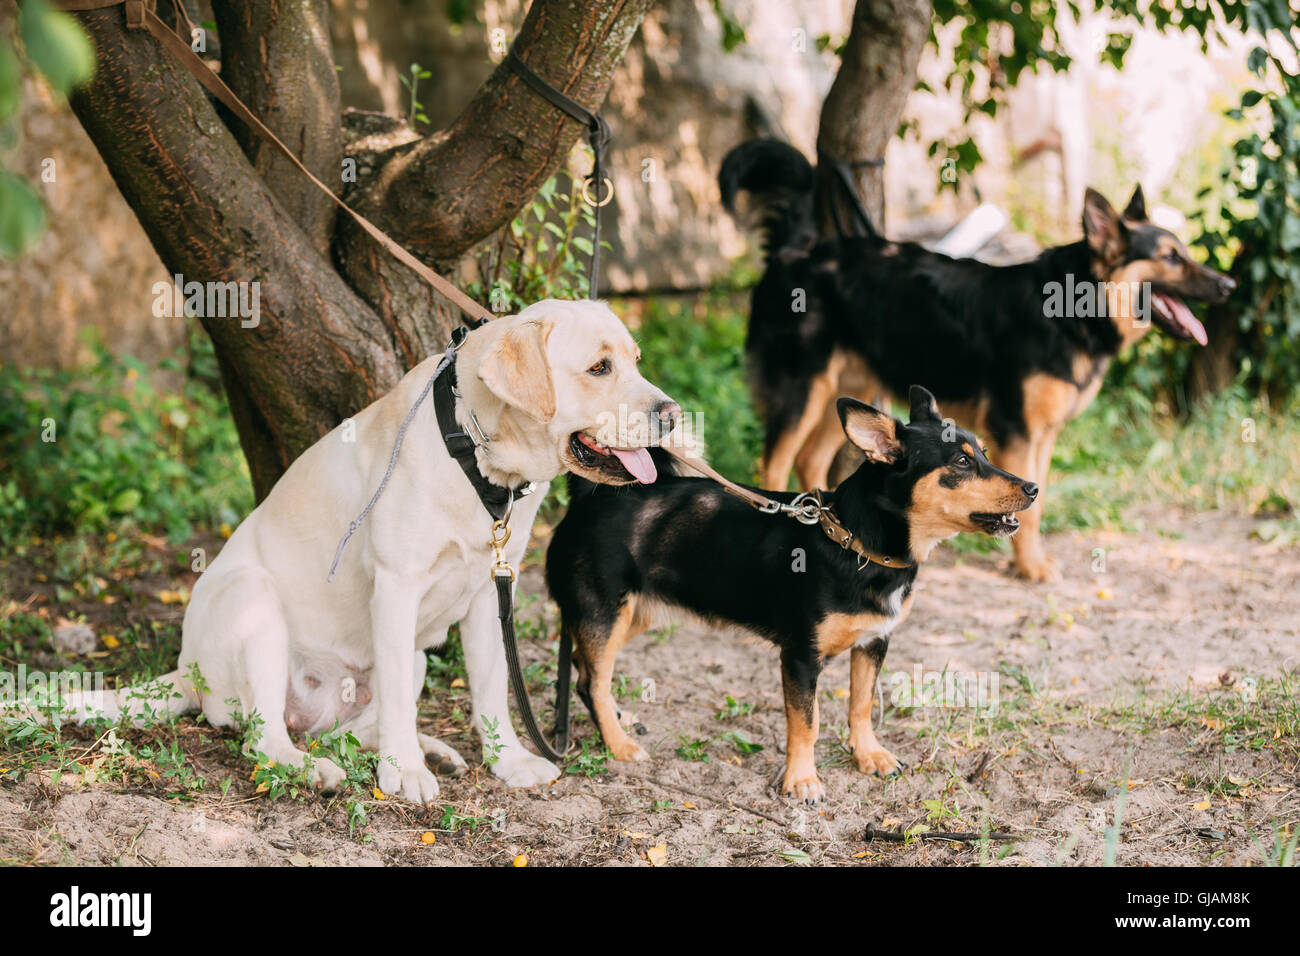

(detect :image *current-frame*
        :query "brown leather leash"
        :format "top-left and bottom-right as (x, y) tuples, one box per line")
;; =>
(665, 447), (913, 570)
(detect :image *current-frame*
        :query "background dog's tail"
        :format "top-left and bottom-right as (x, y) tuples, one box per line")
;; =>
(719, 139), (818, 261)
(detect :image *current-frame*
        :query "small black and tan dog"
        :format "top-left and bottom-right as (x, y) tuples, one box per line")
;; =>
(546, 386), (1036, 804)
(719, 139), (1237, 581)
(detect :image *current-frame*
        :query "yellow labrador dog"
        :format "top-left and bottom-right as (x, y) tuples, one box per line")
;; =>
(58, 300), (678, 802)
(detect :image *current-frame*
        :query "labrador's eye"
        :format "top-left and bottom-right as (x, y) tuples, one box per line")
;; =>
(954, 455), (971, 468)
(588, 359), (611, 376)
(1164, 250), (1181, 265)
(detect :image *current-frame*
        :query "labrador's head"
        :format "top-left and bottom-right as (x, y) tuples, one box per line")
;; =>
(466, 300), (679, 486)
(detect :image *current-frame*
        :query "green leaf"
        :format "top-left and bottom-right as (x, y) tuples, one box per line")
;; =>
(0, 171), (48, 258)
(0, 37), (19, 122)
(20, 0), (95, 95)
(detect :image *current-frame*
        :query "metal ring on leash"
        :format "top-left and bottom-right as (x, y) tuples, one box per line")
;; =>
(582, 175), (615, 208)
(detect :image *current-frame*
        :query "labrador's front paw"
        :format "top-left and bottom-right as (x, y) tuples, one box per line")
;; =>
(493, 751), (560, 788)
(377, 756), (440, 804)
(309, 755), (347, 793)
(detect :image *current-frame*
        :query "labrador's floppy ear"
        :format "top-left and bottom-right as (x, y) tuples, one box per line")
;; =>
(1121, 184), (1147, 223)
(837, 397), (904, 464)
(477, 319), (556, 423)
(1082, 187), (1126, 263)
(909, 385), (941, 424)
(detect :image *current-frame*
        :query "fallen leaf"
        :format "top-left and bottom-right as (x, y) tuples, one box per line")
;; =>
(646, 843), (667, 866)
(420, 832), (436, 845)
(102, 634), (120, 649)
(450, 678), (466, 689)
(1097, 588), (1113, 600)
(513, 854), (528, 867)
(681, 801), (696, 810)
(1194, 800), (1211, 811)
(372, 788), (387, 800)
(156, 589), (187, 606)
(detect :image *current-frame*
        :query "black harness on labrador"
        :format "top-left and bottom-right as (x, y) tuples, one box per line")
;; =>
(433, 325), (573, 762)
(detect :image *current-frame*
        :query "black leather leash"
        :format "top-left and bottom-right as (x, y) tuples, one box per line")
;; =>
(506, 43), (612, 297)
(818, 148), (882, 240)
(431, 333), (571, 763)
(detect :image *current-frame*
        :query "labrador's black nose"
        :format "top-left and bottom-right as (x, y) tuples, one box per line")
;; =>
(1022, 482), (1039, 501)
(654, 400), (681, 434)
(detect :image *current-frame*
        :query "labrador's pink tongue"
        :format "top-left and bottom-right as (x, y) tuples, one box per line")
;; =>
(612, 447), (658, 483)
(1157, 293), (1208, 346)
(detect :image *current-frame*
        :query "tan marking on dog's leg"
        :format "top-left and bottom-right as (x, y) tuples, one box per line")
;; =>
(795, 400), (852, 491)
(762, 357), (842, 491)
(996, 436), (1057, 582)
(797, 355), (886, 489)
(587, 598), (649, 762)
(780, 668), (824, 804)
(848, 644), (900, 776)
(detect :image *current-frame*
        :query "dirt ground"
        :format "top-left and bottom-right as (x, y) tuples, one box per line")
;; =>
(2, 505), (1297, 867)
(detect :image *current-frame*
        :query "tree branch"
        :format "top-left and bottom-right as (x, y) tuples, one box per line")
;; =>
(817, 0), (931, 231)
(211, 0), (341, 254)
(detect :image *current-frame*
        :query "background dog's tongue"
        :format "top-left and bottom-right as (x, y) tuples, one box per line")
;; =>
(612, 447), (658, 483)
(1156, 293), (1208, 346)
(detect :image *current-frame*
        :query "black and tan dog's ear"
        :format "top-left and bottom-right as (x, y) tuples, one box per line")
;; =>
(908, 385), (941, 424)
(478, 319), (556, 422)
(1121, 184), (1147, 223)
(1082, 187), (1126, 264)
(837, 397), (904, 464)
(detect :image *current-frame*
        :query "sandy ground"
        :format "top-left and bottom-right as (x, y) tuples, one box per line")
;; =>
(2, 507), (1297, 867)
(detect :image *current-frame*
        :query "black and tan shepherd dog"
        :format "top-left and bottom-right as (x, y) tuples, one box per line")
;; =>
(719, 139), (1236, 581)
(546, 386), (1036, 804)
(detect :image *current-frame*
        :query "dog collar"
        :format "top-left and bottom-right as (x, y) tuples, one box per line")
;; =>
(433, 355), (534, 523)
(806, 489), (914, 570)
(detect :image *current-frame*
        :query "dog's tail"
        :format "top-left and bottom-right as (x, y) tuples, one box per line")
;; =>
(14, 668), (201, 726)
(719, 139), (818, 261)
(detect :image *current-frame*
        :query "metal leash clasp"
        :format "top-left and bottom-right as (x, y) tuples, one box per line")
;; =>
(489, 519), (514, 582)
(787, 491), (827, 526)
(489, 490), (516, 582)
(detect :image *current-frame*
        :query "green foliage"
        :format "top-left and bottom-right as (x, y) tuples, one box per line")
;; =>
(398, 62), (432, 128)
(18, 0), (94, 95)
(711, 0), (747, 53)
(1194, 33), (1300, 394)
(0, 335), (253, 541)
(469, 174), (598, 311)
(629, 292), (763, 482)
(1, 1), (95, 258)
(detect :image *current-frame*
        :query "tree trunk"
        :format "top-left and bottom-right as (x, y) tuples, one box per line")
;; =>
(816, 0), (931, 234)
(819, 0), (931, 486)
(65, 0), (651, 499)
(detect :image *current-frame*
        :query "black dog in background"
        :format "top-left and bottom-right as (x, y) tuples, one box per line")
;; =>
(720, 139), (1235, 580)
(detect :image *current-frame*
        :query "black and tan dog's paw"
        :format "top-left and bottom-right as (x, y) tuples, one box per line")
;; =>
(782, 770), (826, 806)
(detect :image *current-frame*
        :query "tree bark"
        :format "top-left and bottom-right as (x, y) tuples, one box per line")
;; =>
(212, 0), (341, 255)
(816, 0), (931, 234)
(65, 0), (651, 499)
